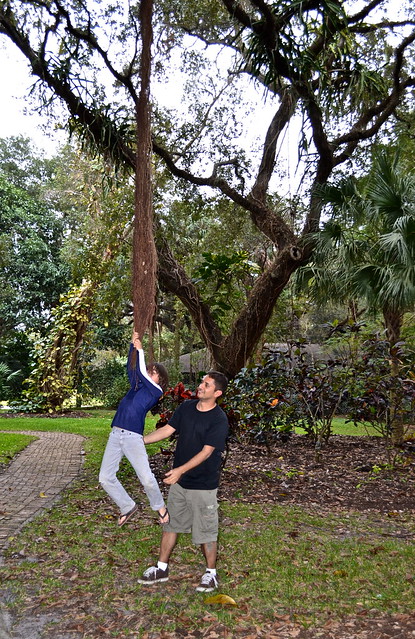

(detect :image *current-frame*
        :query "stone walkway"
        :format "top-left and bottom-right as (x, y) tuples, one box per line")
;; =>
(0, 431), (85, 551)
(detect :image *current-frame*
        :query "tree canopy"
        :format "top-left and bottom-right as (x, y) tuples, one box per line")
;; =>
(0, 173), (69, 335)
(297, 151), (415, 346)
(1, 0), (414, 378)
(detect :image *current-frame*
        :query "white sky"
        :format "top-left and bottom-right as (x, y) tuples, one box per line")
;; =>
(0, 39), (67, 154)
(0, 32), (299, 195)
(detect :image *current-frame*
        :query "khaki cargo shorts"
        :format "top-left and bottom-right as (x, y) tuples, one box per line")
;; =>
(164, 483), (219, 545)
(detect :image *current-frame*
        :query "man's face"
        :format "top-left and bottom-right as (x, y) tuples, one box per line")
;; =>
(197, 375), (221, 401)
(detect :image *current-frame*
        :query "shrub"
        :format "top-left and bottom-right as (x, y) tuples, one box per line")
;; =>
(152, 382), (196, 427)
(347, 337), (415, 448)
(84, 357), (127, 408)
(224, 342), (353, 449)
(0, 362), (23, 402)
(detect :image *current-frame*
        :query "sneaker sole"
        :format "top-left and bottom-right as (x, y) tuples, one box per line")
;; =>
(137, 577), (169, 584)
(195, 586), (216, 592)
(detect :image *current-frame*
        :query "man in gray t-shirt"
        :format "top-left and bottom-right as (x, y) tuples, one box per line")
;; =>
(138, 371), (229, 593)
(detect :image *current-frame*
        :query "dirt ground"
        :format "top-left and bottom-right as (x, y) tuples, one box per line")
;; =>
(148, 433), (415, 639)
(215, 434), (415, 512)
(2, 430), (415, 638)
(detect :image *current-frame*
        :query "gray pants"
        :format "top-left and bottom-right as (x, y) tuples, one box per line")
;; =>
(99, 427), (165, 515)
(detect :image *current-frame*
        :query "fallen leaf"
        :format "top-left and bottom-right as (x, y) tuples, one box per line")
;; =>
(205, 594), (237, 607)
(39, 492), (48, 498)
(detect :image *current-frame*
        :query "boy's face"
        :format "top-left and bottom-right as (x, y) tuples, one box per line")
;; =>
(148, 367), (160, 384)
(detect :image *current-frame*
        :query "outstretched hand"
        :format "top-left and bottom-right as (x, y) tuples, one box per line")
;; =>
(132, 330), (142, 350)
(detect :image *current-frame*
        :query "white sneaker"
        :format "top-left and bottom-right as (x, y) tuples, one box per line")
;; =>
(137, 565), (169, 584)
(196, 572), (219, 592)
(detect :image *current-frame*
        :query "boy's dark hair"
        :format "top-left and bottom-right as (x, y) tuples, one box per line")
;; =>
(149, 362), (169, 392)
(207, 370), (228, 395)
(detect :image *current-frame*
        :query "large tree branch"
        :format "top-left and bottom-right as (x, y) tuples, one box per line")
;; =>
(332, 77), (415, 165)
(52, 0), (139, 102)
(156, 235), (224, 350)
(250, 87), (298, 203)
(215, 245), (304, 376)
(0, 11), (137, 169)
(152, 138), (297, 249)
(157, 232), (303, 378)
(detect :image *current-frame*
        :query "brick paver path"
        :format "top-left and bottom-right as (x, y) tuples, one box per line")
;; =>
(0, 431), (85, 551)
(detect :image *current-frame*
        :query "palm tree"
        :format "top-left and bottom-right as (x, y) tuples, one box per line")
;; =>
(297, 151), (415, 442)
(300, 152), (415, 343)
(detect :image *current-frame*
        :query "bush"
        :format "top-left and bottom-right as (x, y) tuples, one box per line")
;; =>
(0, 362), (23, 402)
(223, 356), (300, 447)
(224, 333), (415, 455)
(84, 357), (128, 408)
(152, 382), (196, 427)
(224, 342), (353, 448)
(347, 337), (415, 447)
(101, 375), (130, 409)
(0, 332), (32, 400)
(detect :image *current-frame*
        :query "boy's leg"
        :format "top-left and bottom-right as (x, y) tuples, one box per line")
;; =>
(123, 431), (165, 513)
(99, 428), (135, 515)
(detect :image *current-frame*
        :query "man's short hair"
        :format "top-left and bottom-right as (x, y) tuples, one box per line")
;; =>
(206, 370), (228, 395)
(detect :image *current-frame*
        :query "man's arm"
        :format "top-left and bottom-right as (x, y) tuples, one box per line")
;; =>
(163, 445), (215, 485)
(143, 424), (176, 444)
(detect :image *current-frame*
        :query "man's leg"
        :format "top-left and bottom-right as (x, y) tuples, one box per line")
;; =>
(159, 530), (178, 563)
(191, 490), (220, 593)
(201, 540), (217, 570)
(138, 485), (188, 585)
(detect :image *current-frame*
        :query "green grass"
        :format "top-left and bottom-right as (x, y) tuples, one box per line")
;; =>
(0, 413), (377, 462)
(0, 432), (37, 463)
(295, 417), (381, 437)
(0, 412), (413, 636)
(0, 410), (162, 466)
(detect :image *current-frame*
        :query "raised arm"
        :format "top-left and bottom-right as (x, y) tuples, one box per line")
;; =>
(132, 330), (142, 350)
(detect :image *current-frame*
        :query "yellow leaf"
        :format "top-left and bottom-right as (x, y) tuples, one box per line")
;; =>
(39, 492), (48, 498)
(205, 594), (237, 607)
(333, 569), (347, 577)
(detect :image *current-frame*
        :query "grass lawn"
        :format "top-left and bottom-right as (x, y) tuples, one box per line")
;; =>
(0, 412), (413, 636)
(0, 432), (37, 464)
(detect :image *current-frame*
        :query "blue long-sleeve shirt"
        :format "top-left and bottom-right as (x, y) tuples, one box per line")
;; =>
(110, 344), (163, 435)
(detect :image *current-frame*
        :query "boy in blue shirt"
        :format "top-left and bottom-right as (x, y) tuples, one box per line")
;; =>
(99, 332), (169, 526)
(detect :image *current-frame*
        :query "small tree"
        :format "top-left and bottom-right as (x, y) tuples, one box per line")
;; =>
(225, 342), (354, 454)
(348, 336), (415, 460)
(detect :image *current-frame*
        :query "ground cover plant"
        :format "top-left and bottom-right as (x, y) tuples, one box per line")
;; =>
(0, 413), (414, 638)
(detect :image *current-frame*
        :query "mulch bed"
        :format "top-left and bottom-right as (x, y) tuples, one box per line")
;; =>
(151, 433), (415, 513)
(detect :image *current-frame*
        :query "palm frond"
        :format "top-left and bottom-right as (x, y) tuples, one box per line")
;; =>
(379, 215), (415, 268)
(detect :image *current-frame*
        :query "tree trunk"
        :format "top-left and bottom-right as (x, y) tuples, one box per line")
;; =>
(383, 306), (404, 445)
(158, 237), (304, 379)
(132, 0), (157, 339)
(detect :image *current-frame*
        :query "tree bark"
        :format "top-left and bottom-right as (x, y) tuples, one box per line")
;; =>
(383, 306), (404, 445)
(133, 0), (157, 339)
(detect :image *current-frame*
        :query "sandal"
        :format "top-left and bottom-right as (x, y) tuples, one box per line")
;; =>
(158, 507), (170, 525)
(118, 504), (138, 527)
